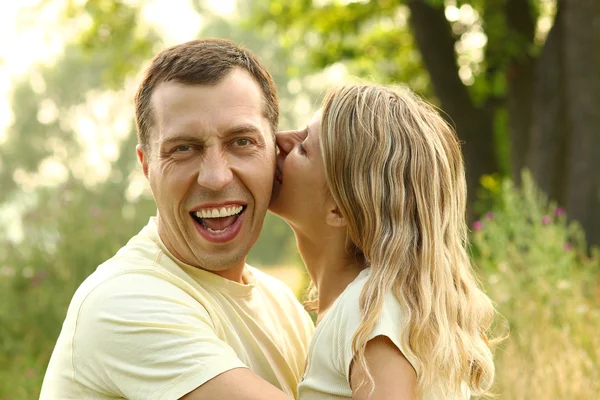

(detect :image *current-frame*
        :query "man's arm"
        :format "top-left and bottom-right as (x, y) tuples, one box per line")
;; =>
(180, 368), (292, 400)
(350, 336), (417, 400)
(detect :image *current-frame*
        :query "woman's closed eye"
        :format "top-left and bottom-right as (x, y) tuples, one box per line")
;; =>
(297, 143), (307, 155)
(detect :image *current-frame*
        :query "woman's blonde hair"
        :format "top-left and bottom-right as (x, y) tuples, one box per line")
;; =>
(319, 84), (496, 397)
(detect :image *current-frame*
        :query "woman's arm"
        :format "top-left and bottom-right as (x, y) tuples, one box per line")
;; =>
(180, 368), (293, 400)
(350, 335), (417, 400)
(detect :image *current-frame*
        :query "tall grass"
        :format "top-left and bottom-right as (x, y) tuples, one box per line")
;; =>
(471, 172), (600, 399)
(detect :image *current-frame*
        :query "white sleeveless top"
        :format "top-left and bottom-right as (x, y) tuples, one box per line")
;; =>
(297, 268), (470, 399)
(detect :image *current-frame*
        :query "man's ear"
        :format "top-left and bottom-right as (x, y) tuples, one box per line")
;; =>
(136, 144), (150, 178)
(325, 203), (346, 228)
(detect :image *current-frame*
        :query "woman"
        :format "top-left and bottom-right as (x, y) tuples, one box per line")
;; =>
(270, 84), (497, 399)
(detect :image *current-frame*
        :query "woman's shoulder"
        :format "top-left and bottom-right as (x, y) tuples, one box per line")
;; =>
(334, 268), (406, 323)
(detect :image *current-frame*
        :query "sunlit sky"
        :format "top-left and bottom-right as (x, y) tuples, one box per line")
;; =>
(0, 0), (236, 142)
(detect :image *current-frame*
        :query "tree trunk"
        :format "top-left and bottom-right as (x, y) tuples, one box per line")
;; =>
(407, 0), (498, 211)
(529, 7), (569, 205)
(561, 0), (600, 247)
(507, 60), (534, 185)
(505, 0), (536, 185)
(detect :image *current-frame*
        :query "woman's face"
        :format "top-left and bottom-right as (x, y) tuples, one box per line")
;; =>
(269, 110), (330, 232)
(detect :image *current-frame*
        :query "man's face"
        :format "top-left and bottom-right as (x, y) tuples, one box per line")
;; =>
(137, 69), (276, 278)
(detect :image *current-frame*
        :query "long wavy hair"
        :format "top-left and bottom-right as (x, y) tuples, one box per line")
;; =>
(319, 84), (496, 397)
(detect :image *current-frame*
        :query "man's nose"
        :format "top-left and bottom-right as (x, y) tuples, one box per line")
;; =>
(197, 148), (233, 191)
(276, 130), (301, 155)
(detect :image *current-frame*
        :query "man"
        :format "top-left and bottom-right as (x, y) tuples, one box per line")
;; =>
(40, 39), (314, 400)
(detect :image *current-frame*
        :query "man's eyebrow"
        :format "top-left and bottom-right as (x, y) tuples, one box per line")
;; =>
(160, 134), (204, 146)
(222, 123), (263, 137)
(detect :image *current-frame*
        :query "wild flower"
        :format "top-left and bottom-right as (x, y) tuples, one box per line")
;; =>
(30, 270), (49, 288)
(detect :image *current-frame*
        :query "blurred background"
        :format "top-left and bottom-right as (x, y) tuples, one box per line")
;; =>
(0, 0), (599, 398)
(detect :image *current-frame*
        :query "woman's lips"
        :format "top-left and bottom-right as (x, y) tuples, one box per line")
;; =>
(275, 164), (283, 184)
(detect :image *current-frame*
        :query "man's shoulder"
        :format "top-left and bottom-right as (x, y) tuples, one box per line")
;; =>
(68, 231), (204, 322)
(85, 221), (199, 290)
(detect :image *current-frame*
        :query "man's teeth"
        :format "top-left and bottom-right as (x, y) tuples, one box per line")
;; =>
(206, 227), (227, 233)
(195, 205), (243, 219)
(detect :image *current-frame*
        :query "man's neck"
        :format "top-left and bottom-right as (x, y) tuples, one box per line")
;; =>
(293, 229), (365, 322)
(155, 218), (248, 284)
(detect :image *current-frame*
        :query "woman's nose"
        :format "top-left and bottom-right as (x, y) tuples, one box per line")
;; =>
(275, 130), (298, 155)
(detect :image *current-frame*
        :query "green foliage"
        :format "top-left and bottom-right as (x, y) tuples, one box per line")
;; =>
(249, 0), (431, 94)
(248, 213), (298, 266)
(63, 0), (159, 89)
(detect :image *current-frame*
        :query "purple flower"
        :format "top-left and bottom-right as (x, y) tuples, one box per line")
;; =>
(485, 212), (494, 221)
(564, 243), (573, 252)
(541, 215), (552, 225)
(91, 207), (102, 218)
(31, 270), (49, 288)
(555, 208), (566, 217)
(472, 220), (483, 231)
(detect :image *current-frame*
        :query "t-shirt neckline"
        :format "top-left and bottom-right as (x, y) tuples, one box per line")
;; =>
(143, 217), (257, 298)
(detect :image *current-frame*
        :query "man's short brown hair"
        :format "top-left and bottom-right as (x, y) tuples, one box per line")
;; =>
(134, 38), (279, 152)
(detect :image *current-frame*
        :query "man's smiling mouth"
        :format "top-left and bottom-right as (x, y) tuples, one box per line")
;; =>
(191, 205), (246, 233)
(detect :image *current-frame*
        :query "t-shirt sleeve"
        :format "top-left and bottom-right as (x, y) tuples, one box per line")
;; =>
(71, 271), (247, 400)
(334, 286), (419, 382)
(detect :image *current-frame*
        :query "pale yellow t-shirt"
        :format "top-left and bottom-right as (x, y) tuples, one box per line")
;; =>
(298, 268), (469, 400)
(40, 218), (314, 400)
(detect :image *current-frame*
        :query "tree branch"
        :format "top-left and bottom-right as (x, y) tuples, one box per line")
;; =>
(406, 0), (474, 118)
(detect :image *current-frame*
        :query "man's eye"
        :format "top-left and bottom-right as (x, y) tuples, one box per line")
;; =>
(234, 138), (253, 147)
(174, 145), (192, 153)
